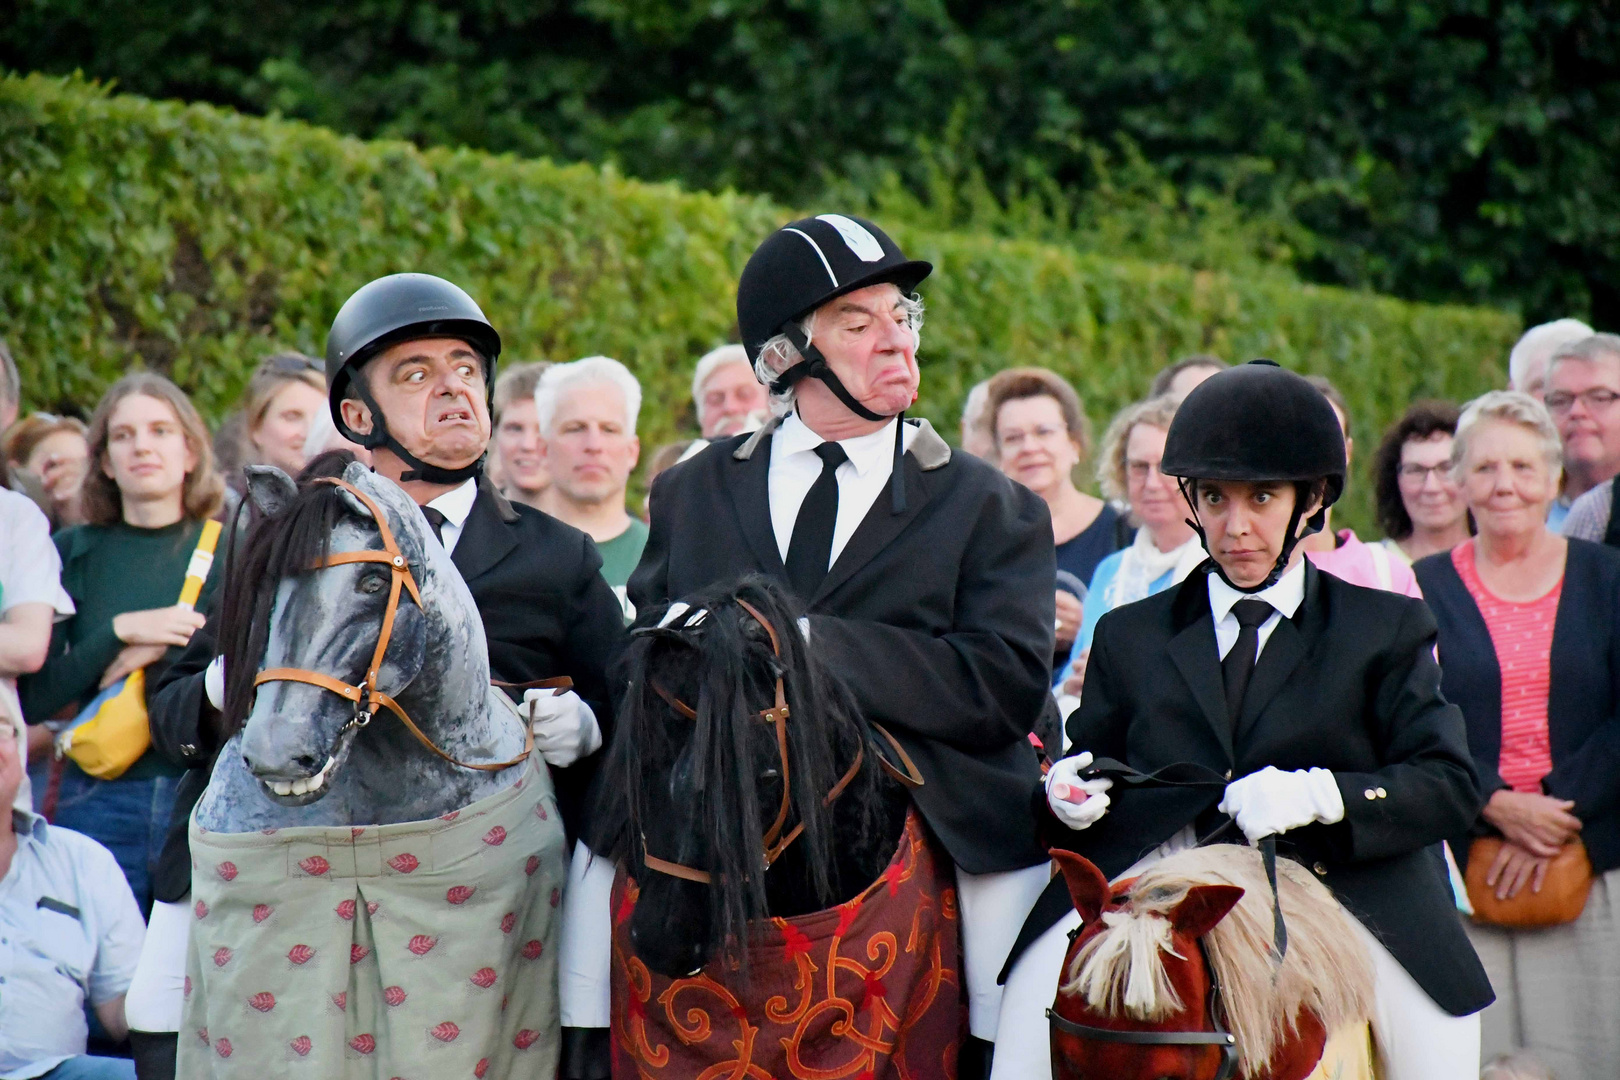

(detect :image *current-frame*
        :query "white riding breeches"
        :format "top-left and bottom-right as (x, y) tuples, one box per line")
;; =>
(988, 906), (1080, 1079)
(954, 861), (1054, 1042)
(125, 897), (191, 1033)
(1353, 920), (1480, 1080)
(559, 840), (615, 1029)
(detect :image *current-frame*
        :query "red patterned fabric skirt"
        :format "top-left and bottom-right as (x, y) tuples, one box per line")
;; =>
(610, 808), (962, 1079)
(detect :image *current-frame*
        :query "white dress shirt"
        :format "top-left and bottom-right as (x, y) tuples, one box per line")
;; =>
(425, 478), (479, 555)
(767, 412), (919, 568)
(1207, 558), (1306, 661)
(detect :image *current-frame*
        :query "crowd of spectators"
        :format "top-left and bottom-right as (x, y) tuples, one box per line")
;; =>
(4, 312), (1620, 1078)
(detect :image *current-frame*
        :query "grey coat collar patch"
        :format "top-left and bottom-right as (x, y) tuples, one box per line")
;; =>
(733, 414), (951, 472)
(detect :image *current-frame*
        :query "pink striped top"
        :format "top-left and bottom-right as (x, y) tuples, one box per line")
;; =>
(1453, 541), (1562, 793)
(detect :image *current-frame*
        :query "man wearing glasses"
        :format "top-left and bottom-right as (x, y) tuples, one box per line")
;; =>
(1544, 334), (1620, 534)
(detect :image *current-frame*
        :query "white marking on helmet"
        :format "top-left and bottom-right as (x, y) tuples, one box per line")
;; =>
(816, 214), (885, 262)
(785, 229), (839, 288)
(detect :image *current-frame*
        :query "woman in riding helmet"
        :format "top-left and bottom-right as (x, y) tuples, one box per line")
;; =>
(997, 361), (1493, 1080)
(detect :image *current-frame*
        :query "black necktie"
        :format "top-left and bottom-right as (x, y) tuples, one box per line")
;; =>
(784, 441), (848, 601)
(1221, 599), (1274, 726)
(421, 505), (447, 546)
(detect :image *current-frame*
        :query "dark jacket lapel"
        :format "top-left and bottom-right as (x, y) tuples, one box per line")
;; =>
(812, 455), (931, 605)
(451, 480), (520, 584)
(1234, 562), (1321, 744)
(1165, 574), (1235, 762)
(725, 430), (789, 580)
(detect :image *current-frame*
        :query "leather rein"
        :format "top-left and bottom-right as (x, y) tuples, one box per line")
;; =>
(252, 476), (535, 774)
(641, 597), (923, 886)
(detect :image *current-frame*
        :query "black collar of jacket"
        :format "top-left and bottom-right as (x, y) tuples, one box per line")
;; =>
(731, 413), (953, 471)
(448, 477), (522, 582)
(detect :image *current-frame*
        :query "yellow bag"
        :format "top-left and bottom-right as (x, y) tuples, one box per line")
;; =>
(58, 520), (222, 780)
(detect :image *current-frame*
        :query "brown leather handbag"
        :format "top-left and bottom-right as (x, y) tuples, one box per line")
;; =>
(1466, 836), (1593, 928)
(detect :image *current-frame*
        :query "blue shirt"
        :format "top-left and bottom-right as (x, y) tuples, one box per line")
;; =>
(1, 810), (144, 1080)
(1055, 549), (1180, 686)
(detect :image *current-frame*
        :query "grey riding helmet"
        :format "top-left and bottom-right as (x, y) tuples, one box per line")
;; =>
(324, 273), (502, 483)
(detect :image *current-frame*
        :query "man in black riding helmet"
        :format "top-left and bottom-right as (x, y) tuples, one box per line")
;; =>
(1012, 361), (1492, 1078)
(322, 273), (626, 802)
(556, 215), (1055, 1079)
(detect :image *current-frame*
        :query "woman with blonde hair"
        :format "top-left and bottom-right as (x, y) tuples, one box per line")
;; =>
(20, 372), (225, 913)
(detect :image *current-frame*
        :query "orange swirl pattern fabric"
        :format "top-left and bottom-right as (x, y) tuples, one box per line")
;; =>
(610, 808), (962, 1080)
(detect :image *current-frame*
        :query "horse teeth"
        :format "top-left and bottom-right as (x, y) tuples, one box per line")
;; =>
(270, 780), (294, 796)
(291, 778), (309, 796)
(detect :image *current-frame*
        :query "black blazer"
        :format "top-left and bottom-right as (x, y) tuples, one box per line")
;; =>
(1013, 563), (1491, 1015)
(1414, 539), (1620, 875)
(627, 416), (1054, 873)
(147, 480), (627, 900)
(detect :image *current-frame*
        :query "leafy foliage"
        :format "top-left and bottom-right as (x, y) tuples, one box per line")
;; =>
(4, 0), (1616, 323)
(0, 74), (1518, 532)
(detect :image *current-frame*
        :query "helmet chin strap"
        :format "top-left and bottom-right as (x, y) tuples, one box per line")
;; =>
(769, 325), (912, 514)
(344, 379), (485, 486)
(1177, 479), (1326, 594)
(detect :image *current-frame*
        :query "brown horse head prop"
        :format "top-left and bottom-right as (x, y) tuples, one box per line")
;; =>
(1048, 846), (1376, 1080)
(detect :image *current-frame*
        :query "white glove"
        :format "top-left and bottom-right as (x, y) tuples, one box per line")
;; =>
(522, 689), (602, 767)
(204, 655), (226, 712)
(1044, 751), (1114, 831)
(1217, 766), (1344, 843)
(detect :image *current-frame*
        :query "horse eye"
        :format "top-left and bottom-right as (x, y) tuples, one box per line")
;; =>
(358, 573), (386, 595)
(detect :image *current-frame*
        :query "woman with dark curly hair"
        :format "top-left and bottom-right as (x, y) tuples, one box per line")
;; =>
(1375, 400), (1472, 564)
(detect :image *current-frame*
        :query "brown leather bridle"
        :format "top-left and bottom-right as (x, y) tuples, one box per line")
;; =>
(641, 597), (921, 886)
(252, 476), (533, 774)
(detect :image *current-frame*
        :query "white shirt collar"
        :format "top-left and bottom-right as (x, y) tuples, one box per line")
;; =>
(425, 477), (478, 529)
(1207, 557), (1307, 625)
(776, 411), (901, 477)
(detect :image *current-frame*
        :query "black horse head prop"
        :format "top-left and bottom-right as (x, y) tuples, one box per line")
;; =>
(600, 576), (909, 980)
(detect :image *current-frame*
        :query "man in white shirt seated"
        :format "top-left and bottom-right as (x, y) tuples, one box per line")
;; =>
(0, 715), (145, 1080)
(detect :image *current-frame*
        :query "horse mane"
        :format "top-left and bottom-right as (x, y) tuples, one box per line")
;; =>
(1064, 844), (1376, 1076)
(603, 575), (882, 972)
(216, 451), (357, 740)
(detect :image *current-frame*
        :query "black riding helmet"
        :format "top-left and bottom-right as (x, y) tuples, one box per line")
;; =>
(325, 273), (502, 485)
(737, 214), (931, 423)
(1161, 359), (1347, 592)
(737, 215), (931, 512)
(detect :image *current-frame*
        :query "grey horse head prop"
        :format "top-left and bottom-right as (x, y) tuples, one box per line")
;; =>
(195, 460), (528, 831)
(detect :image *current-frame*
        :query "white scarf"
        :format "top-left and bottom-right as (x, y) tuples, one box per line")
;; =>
(1103, 527), (1207, 612)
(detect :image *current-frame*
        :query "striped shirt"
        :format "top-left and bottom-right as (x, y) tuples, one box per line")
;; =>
(1453, 541), (1561, 793)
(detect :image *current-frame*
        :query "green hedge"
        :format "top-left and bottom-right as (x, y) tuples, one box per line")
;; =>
(0, 73), (1520, 534)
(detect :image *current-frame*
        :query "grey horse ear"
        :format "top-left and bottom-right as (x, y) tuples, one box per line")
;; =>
(333, 460), (376, 520)
(244, 465), (298, 517)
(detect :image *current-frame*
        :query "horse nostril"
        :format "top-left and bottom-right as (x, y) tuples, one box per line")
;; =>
(290, 751), (323, 775)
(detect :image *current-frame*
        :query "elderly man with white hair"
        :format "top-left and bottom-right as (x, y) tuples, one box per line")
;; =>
(534, 356), (647, 603)
(623, 214), (1054, 1079)
(1508, 318), (1595, 399)
(690, 343), (768, 439)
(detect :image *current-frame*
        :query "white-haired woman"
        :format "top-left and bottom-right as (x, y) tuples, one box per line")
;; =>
(1414, 391), (1620, 1080)
(1057, 394), (1204, 698)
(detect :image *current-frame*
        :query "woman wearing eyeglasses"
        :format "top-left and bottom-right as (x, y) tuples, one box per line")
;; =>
(985, 368), (1123, 673)
(1373, 400), (1472, 565)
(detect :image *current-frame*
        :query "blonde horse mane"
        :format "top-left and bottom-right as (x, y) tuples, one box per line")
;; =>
(1062, 844), (1376, 1076)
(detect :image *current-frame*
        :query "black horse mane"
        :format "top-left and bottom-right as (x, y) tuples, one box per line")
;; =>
(602, 575), (893, 972)
(216, 451), (357, 740)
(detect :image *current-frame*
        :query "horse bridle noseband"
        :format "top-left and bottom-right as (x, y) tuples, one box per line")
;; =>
(253, 476), (535, 773)
(640, 598), (923, 886)
(1046, 937), (1238, 1080)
